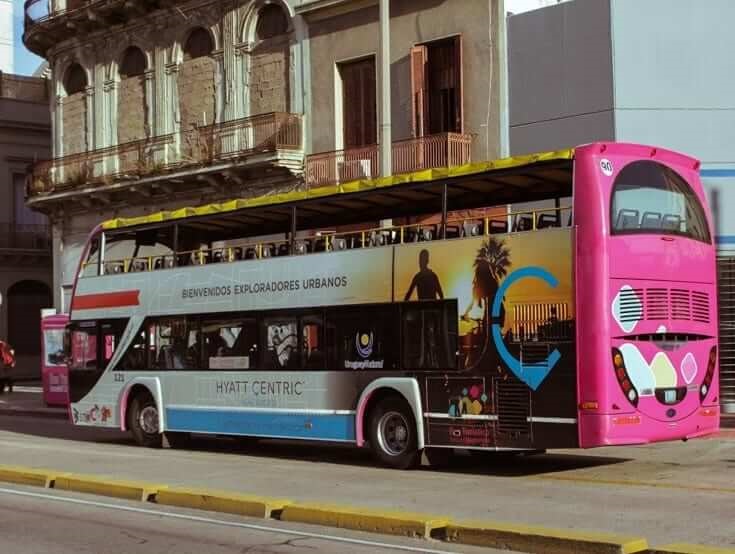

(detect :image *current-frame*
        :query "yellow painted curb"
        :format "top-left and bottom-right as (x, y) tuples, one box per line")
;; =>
(156, 487), (291, 519)
(0, 465), (58, 488)
(648, 544), (735, 554)
(281, 502), (449, 538)
(54, 474), (163, 501)
(445, 520), (648, 554)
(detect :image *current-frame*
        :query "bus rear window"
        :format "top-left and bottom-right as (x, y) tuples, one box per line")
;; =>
(610, 160), (710, 243)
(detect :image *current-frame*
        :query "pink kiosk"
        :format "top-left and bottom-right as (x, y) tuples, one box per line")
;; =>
(41, 313), (69, 406)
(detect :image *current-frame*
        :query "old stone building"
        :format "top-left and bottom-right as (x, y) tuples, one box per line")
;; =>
(0, 72), (52, 376)
(23, 0), (505, 311)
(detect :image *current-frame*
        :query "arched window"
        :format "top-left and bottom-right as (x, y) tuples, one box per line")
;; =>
(120, 46), (147, 78)
(63, 63), (87, 95)
(256, 4), (288, 40)
(183, 27), (214, 60)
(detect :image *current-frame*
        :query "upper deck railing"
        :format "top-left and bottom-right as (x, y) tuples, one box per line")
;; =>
(28, 112), (303, 196)
(83, 205), (572, 278)
(305, 132), (473, 189)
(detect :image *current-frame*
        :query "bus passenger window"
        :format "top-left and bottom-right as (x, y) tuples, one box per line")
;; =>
(402, 301), (458, 370)
(329, 305), (399, 371)
(302, 316), (324, 369)
(203, 318), (257, 370)
(70, 323), (98, 370)
(263, 318), (298, 369)
(100, 321), (126, 367)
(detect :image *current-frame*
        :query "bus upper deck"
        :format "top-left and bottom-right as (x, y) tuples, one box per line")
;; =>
(78, 150), (575, 279)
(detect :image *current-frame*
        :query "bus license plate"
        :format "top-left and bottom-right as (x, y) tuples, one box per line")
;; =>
(664, 390), (677, 404)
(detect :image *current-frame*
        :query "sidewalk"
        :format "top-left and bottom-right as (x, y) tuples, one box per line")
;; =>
(0, 387), (67, 419)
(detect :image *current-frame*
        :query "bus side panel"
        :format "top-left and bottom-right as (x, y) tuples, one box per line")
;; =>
(394, 231), (577, 449)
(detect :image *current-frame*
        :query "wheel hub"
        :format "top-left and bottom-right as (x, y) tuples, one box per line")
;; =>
(139, 405), (159, 435)
(377, 411), (410, 456)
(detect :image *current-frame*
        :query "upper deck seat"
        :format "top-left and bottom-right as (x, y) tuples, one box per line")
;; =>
(537, 213), (560, 229)
(277, 243), (290, 256)
(462, 221), (482, 237)
(662, 214), (682, 231)
(332, 237), (348, 251)
(513, 214), (533, 232)
(641, 211), (662, 229)
(616, 209), (639, 230)
(445, 224), (460, 239)
(489, 219), (508, 234)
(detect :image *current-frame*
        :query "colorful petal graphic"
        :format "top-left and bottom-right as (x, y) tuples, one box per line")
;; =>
(680, 352), (698, 385)
(612, 285), (642, 333)
(619, 343), (655, 396)
(650, 352), (678, 388)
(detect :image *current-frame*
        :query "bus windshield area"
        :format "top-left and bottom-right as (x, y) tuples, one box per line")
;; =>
(610, 160), (710, 243)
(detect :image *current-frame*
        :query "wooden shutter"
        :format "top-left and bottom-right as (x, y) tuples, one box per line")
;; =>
(453, 35), (464, 134)
(342, 57), (377, 148)
(410, 45), (428, 137)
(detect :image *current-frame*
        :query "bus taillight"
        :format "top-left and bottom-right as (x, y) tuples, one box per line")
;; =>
(612, 347), (639, 407)
(700, 346), (716, 402)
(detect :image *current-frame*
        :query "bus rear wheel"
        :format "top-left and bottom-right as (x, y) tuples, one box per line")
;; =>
(129, 392), (162, 448)
(368, 396), (420, 470)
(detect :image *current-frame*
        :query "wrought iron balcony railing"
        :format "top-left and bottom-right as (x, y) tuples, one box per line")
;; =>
(24, 0), (175, 55)
(305, 132), (473, 189)
(28, 112), (303, 196)
(0, 223), (51, 250)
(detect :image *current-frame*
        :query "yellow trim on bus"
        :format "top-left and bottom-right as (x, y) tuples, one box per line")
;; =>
(101, 149), (575, 231)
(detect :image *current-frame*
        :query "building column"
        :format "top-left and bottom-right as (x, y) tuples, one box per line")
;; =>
(378, 0), (392, 178)
(51, 219), (65, 312)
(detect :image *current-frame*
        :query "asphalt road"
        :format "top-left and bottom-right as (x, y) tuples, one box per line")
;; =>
(0, 415), (734, 549)
(0, 483), (504, 554)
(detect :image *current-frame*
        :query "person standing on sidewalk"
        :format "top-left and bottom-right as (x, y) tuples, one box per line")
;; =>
(0, 340), (15, 394)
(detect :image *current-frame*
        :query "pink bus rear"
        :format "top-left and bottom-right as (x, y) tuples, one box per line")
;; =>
(575, 143), (719, 446)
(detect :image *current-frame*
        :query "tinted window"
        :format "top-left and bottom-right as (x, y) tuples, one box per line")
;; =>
(329, 305), (399, 371)
(151, 318), (200, 370)
(262, 316), (299, 369)
(202, 317), (257, 370)
(402, 300), (458, 370)
(610, 161), (710, 243)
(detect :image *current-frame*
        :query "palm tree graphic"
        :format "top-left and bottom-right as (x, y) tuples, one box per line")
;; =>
(470, 237), (512, 328)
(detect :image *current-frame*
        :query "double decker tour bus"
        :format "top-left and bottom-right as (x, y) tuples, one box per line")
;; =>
(65, 142), (719, 469)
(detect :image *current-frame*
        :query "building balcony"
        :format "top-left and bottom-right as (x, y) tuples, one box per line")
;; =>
(28, 112), (303, 209)
(305, 132), (473, 189)
(23, 0), (177, 56)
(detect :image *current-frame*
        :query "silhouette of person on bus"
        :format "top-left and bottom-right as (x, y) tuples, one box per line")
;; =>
(404, 249), (444, 301)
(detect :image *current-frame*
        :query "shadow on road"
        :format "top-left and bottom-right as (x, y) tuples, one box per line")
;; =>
(0, 415), (630, 477)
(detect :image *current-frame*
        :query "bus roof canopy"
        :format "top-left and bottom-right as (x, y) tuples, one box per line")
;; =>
(102, 149), (574, 235)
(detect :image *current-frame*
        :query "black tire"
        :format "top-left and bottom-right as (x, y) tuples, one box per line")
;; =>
(129, 393), (162, 448)
(368, 396), (420, 470)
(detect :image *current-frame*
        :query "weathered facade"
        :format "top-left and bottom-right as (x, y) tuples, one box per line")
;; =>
(0, 73), (52, 376)
(23, 0), (504, 311)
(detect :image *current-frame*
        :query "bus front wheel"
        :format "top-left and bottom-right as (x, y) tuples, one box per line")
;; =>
(129, 392), (162, 448)
(368, 396), (420, 470)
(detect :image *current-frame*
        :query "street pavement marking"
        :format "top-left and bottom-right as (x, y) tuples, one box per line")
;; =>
(535, 474), (735, 495)
(0, 486), (465, 554)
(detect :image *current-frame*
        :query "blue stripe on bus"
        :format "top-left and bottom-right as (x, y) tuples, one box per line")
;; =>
(717, 236), (735, 245)
(165, 408), (356, 441)
(701, 169), (735, 178)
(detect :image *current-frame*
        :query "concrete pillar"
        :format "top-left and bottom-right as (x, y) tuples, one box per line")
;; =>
(52, 220), (65, 312)
(378, 0), (391, 177)
(496, 0), (510, 158)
